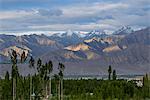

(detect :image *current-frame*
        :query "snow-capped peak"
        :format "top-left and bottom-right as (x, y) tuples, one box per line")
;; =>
(61, 30), (88, 38)
(113, 26), (134, 35)
(51, 30), (74, 37)
(84, 29), (107, 39)
(66, 29), (74, 36)
(90, 30), (106, 35)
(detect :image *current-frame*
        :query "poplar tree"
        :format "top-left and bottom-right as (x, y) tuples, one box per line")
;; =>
(58, 63), (65, 100)
(112, 70), (117, 80)
(108, 65), (112, 80)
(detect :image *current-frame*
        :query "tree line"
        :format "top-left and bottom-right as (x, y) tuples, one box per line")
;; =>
(0, 50), (149, 100)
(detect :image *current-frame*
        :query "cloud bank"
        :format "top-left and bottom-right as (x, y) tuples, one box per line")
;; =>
(0, 0), (149, 34)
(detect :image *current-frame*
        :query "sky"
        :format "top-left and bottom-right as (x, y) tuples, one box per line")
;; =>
(0, 0), (149, 34)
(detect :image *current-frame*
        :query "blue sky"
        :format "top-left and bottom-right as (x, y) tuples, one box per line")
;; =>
(0, 0), (149, 34)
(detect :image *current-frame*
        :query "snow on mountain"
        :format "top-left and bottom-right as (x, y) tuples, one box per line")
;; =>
(75, 31), (88, 37)
(65, 30), (74, 36)
(49, 30), (83, 46)
(0, 27), (150, 75)
(90, 30), (106, 35)
(51, 30), (87, 38)
(85, 30), (108, 39)
(113, 26), (134, 35)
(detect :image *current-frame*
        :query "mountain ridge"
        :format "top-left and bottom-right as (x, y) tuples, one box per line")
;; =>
(0, 27), (149, 75)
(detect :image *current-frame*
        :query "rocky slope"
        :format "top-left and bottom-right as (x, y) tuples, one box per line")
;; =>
(0, 27), (149, 76)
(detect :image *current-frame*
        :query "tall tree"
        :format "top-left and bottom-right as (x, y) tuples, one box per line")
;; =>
(112, 70), (117, 80)
(54, 74), (60, 99)
(20, 51), (28, 99)
(58, 63), (65, 100)
(40, 61), (53, 99)
(10, 50), (18, 100)
(36, 58), (43, 99)
(143, 73), (149, 98)
(37, 58), (42, 73)
(2, 71), (11, 99)
(47, 60), (53, 99)
(10, 50), (28, 100)
(38, 63), (48, 99)
(108, 65), (112, 80)
(29, 56), (35, 100)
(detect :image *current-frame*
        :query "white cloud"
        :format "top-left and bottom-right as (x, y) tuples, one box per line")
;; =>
(62, 2), (128, 18)
(0, 0), (149, 34)
(28, 23), (100, 31)
(0, 10), (35, 19)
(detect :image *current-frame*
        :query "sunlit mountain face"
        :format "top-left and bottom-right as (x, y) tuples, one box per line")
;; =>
(0, 27), (150, 76)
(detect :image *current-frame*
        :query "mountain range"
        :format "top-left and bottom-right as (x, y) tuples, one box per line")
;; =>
(0, 26), (150, 76)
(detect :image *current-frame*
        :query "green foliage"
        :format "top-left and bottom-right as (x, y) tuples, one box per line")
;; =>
(142, 73), (150, 98)
(0, 57), (149, 100)
(0, 74), (149, 100)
